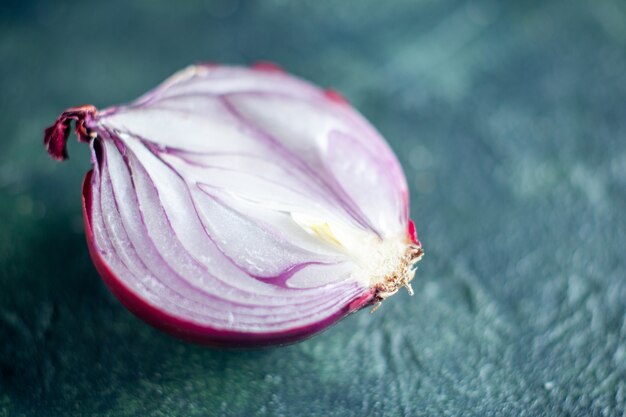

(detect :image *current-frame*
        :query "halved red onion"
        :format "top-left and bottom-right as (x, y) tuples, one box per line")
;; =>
(44, 63), (423, 347)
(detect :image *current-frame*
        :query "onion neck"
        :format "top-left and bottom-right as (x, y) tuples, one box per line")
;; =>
(44, 105), (97, 161)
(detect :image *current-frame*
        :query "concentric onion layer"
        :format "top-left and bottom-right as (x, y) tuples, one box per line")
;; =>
(56, 64), (418, 346)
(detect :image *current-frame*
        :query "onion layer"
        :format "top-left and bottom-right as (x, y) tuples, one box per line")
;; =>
(44, 63), (423, 347)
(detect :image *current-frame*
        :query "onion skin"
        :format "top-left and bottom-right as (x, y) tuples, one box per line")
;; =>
(46, 63), (422, 347)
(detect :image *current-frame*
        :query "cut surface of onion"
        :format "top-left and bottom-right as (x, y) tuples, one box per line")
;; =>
(44, 63), (423, 347)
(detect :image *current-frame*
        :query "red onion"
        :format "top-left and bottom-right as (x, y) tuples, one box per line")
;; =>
(44, 63), (423, 347)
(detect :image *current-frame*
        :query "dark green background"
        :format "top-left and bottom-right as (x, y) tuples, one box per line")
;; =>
(2, 1), (626, 416)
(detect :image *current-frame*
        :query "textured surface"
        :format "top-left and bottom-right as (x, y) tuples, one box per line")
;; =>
(2, 1), (626, 416)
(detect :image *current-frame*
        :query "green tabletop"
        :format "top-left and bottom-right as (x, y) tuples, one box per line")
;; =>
(1, 1), (626, 416)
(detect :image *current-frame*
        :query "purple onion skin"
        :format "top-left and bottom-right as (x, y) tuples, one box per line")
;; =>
(45, 63), (423, 348)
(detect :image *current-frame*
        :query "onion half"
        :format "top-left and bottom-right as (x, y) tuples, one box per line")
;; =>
(44, 63), (423, 347)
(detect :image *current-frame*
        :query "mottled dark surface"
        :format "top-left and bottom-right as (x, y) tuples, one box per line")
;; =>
(1, 1), (626, 416)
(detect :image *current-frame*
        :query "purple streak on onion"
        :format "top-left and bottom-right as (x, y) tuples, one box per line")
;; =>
(44, 63), (424, 347)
